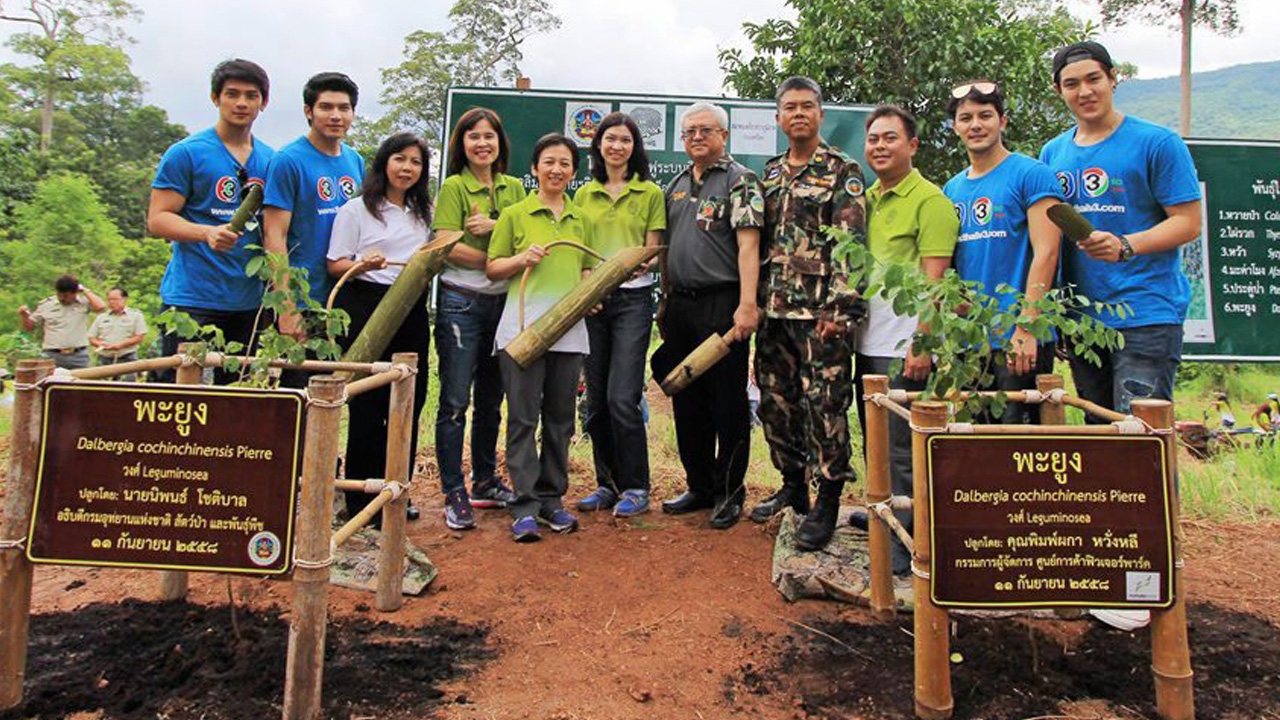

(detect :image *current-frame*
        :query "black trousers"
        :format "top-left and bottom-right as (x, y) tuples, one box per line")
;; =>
(660, 287), (750, 501)
(158, 305), (266, 385)
(334, 279), (430, 525)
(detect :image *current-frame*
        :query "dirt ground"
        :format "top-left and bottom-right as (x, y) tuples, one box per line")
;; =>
(3, 411), (1279, 719)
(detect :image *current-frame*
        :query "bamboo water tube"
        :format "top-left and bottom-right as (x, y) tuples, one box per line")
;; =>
(506, 241), (656, 368)
(659, 329), (738, 396)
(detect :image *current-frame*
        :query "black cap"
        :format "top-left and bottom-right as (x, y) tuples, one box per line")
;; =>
(1052, 41), (1114, 83)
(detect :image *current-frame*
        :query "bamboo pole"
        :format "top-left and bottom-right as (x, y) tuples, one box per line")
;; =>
(1133, 399), (1194, 720)
(507, 244), (655, 368)
(283, 375), (345, 720)
(69, 354), (184, 381)
(334, 479), (384, 493)
(346, 367), (408, 398)
(958, 424), (1132, 435)
(376, 353), (416, 612)
(863, 375), (895, 620)
(1036, 374), (1066, 425)
(203, 353), (387, 376)
(336, 232), (461, 376)
(1062, 395), (1129, 423)
(0, 359), (54, 710)
(332, 490), (395, 549)
(659, 329), (737, 396)
(158, 347), (202, 600)
(912, 401), (953, 720)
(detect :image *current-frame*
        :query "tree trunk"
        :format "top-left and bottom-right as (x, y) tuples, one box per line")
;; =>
(39, 85), (54, 153)
(1179, 0), (1193, 136)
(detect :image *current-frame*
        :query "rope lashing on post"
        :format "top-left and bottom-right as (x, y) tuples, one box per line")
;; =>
(330, 481), (409, 550)
(10, 373), (61, 392)
(0, 537), (27, 550)
(863, 392), (913, 422)
(1113, 418), (1147, 435)
(292, 553), (335, 570)
(305, 390), (349, 409)
(909, 422), (947, 435)
(517, 240), (607, 330)
(911, 562), (931, 581)
(949, 422), (975, 434)
(867, 500), (915, 554)
(1150, 665), (1195, 681)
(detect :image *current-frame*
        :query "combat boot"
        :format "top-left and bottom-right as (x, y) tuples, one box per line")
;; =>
(749, 474), (810, 523)
(795, 481), (843, 550)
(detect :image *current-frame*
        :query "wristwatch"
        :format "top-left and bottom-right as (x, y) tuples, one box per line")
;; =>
(1117, 235), (1135, 262)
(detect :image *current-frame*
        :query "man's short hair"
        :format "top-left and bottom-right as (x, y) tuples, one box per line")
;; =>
(681, 102), (729, 130)
(54, 275), (78, 293)
(775, 76), (823, 108)
(947, 79), (1005, 118)
(1052, 41), (1115, 85)
(303, 72), (359, 110)
(865, 104), (918, 140)
(109, 287), (128, 298)
(211, 59), (270, 102)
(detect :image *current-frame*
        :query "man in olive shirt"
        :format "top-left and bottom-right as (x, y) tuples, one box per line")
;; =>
(89, 287), (148, 381)
(853, 106), (959, 576)
(19, 275), (106, 370)
(658, 102), (765, 530)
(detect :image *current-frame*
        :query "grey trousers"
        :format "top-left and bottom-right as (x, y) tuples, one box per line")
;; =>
(499, 350), (584, 519)
(44, 348), (89, 371)
(95, 351), (139, 381)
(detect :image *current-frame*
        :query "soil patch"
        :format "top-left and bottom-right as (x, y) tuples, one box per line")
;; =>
(729, 602), (1280, 719)
(2, 599), (491, 720)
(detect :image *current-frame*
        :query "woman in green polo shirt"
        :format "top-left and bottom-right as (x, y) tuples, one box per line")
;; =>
(433, 108), (527, 532)
(487, 133), (595, 543)
(573, 113), (665, 517)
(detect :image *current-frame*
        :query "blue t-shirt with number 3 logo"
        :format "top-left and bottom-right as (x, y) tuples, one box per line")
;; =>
(263, 136), (366, 303)
(1039, 115), (1201, 328)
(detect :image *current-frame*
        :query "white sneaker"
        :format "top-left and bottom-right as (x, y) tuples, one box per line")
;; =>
(1090, 608), (1151, 631)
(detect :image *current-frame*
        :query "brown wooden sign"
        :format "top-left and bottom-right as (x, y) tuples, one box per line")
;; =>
(927, 434), (1174, 609)
(26, 382), (304, 575)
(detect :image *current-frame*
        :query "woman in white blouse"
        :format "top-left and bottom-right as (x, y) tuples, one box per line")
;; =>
(327, 132), (432, 526)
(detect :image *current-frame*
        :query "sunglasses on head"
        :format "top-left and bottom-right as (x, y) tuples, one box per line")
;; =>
(951, 81), (999, 99)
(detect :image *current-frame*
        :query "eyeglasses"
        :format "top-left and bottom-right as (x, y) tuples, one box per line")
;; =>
(680, 126), (723, 140)
(951, 81), (998, 99)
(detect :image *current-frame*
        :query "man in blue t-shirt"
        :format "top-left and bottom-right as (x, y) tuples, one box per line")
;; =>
(263, 72), (366, 344)
(148, 59), (274, 384)
(943, 80), (1063, 423)
(1039, 41), (1202, 418)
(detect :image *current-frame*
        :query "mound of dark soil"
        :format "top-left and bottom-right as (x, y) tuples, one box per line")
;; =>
(730, 602), (1280, 719)
(3, 599), (491, 720)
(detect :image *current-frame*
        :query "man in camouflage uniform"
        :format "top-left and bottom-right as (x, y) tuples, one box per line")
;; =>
(657, 101), (765, 530)
(751, 77), (868, 550)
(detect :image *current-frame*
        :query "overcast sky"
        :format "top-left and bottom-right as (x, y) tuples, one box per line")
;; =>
(3, 0), (1279, 147)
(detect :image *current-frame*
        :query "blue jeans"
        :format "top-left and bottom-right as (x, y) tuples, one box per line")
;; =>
(584, 286), (654, 492)
(1069, 324), (1182, 424)
(433, 284), (506, 494)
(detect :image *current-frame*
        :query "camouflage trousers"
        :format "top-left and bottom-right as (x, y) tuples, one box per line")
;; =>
(755, 317), (856, 487)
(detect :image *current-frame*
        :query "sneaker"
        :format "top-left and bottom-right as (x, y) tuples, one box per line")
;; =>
(511, 515), (541, 543)
(471, 478), (517, 509)
(613, 489), (650, 517)
(1090, 608), (1151, 631)
(538, 507), (579, 533)
(443, 490), (475, 530)
(577, 486), (618, 512)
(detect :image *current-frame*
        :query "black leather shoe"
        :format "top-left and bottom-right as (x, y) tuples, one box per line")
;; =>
(709, 495), (743, 530)
(749, 480), (810, 524)
(661, 491), (714, 515)
(846, 508), (869, 531)
(796, 482), (843, 550)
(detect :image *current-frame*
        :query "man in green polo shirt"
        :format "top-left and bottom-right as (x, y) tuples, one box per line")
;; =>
(19, 274), (106, 370)
(852, 105), (959, 578)
(89, 287), (148, 381)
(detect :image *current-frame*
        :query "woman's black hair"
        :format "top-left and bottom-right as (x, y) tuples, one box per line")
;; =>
(361, 132), (432, 224)
(530, 133), (580, 173)
(446, 107), (511, 176)
(588, 112), (651, 184)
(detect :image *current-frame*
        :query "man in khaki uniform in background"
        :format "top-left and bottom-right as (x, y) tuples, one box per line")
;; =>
(89, 287), (148, 381)
(19, 274), (106, 370)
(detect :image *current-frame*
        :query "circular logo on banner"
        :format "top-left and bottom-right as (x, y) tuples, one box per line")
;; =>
(317, 176), (336, 202)
(338, 175), (357, 199)
(953, 202), (966, 224)
(1082, 167), (1110, 198)
(569, 106), (604, 144)
(215, 175), (238, 203)
(972, 196), (993, 226)
(248, 531), (282, 567)
(1056, 171), (1077, 200)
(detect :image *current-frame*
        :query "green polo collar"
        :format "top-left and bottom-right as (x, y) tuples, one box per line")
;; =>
(870, 167), (924, 199)
(459, 166), (514, 194)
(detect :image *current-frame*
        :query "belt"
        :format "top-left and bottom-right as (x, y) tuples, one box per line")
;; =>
(667, 283), (739, 299)
(46, 346), (87, 354)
